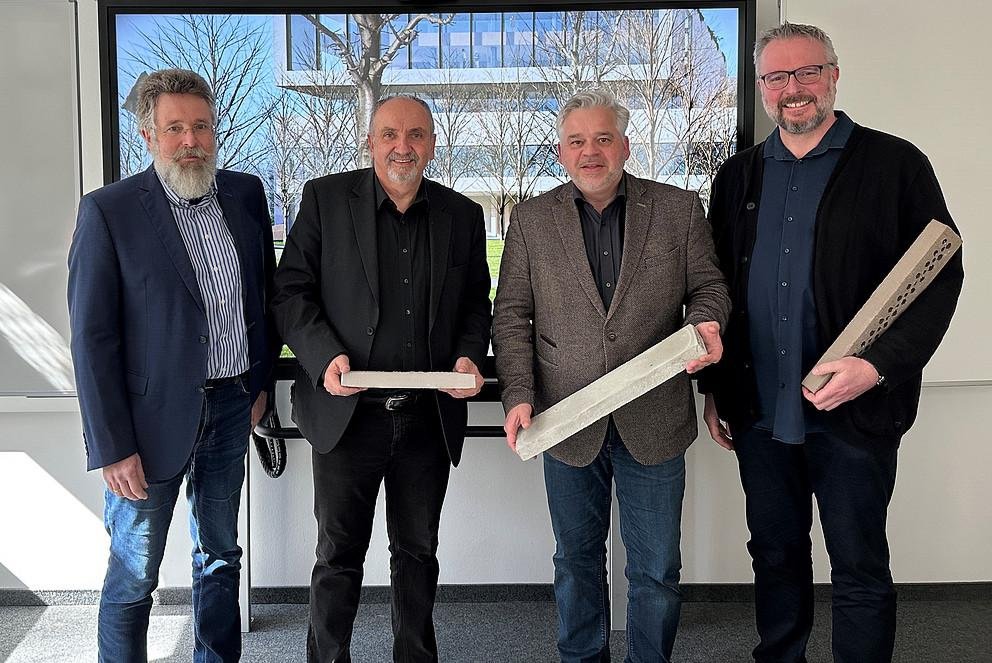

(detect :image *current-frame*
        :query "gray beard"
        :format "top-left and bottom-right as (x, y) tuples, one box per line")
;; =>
(767, 84), (837, 136)
(778, 102), (831, 134)
(155, 152), (217, 200)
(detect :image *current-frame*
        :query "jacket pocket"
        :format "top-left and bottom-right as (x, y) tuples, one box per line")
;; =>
(125, 371), (148, 395)
(642, 245), (680, 267)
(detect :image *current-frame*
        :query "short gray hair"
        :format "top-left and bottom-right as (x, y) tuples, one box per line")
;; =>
(369, 95), (435, 135)
(135, 68), (215, 132)
(556, 89), (630, 139)
(754, 23), (838, 72)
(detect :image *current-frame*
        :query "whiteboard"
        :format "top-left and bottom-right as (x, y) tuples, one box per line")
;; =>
(0, 1), (79, 395)
(783, 0), (991, 383)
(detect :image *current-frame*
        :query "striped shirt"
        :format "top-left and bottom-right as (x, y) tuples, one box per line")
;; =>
(157, 171), (249, 379)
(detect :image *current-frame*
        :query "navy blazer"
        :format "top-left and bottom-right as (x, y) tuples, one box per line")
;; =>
(68, 165), (278, 481)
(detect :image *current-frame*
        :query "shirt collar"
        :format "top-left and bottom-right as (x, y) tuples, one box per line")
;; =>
(373, 174), (428, 214)
(763, 110), (854, 162)
(572, 173), (627, 210)
(155, 168), (218, 209)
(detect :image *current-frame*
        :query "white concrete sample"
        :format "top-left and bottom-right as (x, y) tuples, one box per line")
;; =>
(515, 325), (707, 461)
(341, 371), (475, 390)
(803, 220), (962, 392)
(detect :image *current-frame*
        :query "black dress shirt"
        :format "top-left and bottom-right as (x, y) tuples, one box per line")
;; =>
(367, 176), (431, 372)
(574, 177), (627, 309)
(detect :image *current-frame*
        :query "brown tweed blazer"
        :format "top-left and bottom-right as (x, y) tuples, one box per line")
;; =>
(493, 174), (730, 467)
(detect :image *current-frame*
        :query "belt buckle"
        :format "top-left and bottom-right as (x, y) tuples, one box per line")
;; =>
(384, 394), (410, 411)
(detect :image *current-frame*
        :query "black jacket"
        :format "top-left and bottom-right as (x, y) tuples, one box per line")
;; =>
(271, 169), (492, 465)
(700, 124), (964, 445)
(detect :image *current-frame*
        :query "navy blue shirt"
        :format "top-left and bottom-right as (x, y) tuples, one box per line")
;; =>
(747, 111), (854, 443)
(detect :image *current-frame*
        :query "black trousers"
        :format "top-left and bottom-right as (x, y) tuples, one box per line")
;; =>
(308, 399), (451, 663)
(735, 427), (898, 663)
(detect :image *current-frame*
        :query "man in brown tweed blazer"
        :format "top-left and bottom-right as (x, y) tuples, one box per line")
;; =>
(492, 89), (730, 662)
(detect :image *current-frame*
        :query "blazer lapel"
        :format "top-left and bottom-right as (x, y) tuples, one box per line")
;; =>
(349, 171), (379, 305)
(552, 185), (607, 319)
(139, 166), (205, 313)
(428, 192), (452, 333)
(609, 175), (651, 320)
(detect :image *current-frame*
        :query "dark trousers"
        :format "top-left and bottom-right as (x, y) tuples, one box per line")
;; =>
(307, 399), (451, 663)
(735, 427), (898, 663)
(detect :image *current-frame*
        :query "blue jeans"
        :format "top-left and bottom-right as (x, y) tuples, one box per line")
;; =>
(735, 427), (898, 663)
(98, 380), (251, 663)
(543, 419), (686, 663)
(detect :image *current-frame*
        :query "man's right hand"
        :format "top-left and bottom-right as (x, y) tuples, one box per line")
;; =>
(322, 354), (365, 397)
(103, 453), (149, 501)
(503, 403), (533, 452)
(703, 394), (734, 451)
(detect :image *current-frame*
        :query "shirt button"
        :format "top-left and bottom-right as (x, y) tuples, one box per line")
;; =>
(786, 216), (794, 222)
(791, 186), (798, 191)
(406, 341), (413, 348)
(784, 248), (791, 254)
(405, 309), (411, 315)
(746, 202), (756, 210)
(781, 315), (788, 322)
(608, 332), (617, 342)
(780, 349), (787, 356)
(403, 278), (409, 284)
(366, 327), (374, 336)
(603, 251), (609, 256)
(199, 335), (208, 344)
(402, 248), (408, 253)
(219, 300), (226, 305)
(781, 281), (788, 287)
(606, 282), (612, 288)
(198, 386), (205, 393)
(204, 235), (211, 240)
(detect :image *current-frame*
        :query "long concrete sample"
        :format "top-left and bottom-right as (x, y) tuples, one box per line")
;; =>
(341, 371), (475, 390)
(515, 325), (706, 461)
(802, 220), (961, 393)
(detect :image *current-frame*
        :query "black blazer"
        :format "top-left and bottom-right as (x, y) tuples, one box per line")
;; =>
(272, 169), (492, 465)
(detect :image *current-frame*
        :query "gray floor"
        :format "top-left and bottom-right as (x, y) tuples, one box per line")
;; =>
(2, 599), (990, 662)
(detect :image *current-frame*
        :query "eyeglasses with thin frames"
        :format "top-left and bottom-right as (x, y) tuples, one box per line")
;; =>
(154, 122), (215, 138)
(758, 64), (836, 90)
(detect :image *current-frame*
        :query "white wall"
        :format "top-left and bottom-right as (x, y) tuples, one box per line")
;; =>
(0, 0), (989, 597)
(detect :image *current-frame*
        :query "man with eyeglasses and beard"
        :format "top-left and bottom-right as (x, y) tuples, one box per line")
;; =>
(68, 68), (278, 662)
(699, 23), (963, 663)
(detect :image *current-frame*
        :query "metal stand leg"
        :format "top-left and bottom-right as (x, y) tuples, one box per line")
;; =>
(239, 452), (251, 633)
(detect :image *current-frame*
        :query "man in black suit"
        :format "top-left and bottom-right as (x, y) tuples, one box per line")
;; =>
(272, 95), (492, 663)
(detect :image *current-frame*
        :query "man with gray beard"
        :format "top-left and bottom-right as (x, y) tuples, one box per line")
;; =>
(68, 68), (278, 662)
(700, 23), (963, 663)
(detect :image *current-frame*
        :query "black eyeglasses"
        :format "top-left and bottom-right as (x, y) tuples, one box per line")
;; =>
(758, 64), (835, 90)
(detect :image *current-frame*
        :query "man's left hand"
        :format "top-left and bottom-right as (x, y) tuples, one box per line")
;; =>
(251, 391), (268, 428)
(441, 357), (484, 399)
(686, 321), (723, 374)
(802, 357), (879, 411)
